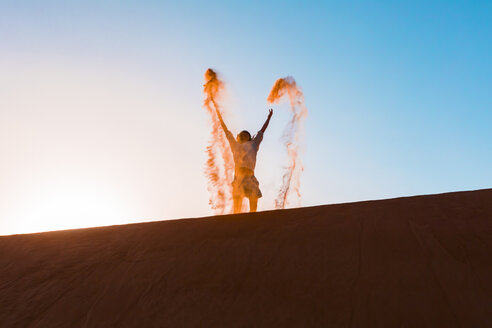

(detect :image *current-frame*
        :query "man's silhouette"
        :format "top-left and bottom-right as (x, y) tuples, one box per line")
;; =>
(215, 108), (273, 213)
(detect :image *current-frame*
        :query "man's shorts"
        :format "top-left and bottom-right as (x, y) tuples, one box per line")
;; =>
(232, 168), (262, 199)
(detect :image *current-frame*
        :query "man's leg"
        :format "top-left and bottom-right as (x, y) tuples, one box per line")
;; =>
(248, 197), (258, 212)
(233, 197), (243, 214)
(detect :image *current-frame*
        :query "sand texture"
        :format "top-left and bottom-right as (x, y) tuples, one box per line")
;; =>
(1, 189), (491, 327)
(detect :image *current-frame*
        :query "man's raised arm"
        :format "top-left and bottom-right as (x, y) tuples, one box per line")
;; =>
(215, 108), (235, 144)
(260, 109), (273, 133)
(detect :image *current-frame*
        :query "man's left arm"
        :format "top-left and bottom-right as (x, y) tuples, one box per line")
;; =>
(255, 109), (273, 146)
(260, 109), (273, 134)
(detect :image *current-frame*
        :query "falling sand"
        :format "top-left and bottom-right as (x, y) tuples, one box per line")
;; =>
(203, 69), (234, 214)
(203, 70), (307, 212)
(267, 77), (308, 209)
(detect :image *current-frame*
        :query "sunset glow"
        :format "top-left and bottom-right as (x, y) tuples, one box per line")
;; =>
(4, 181), (127, 235)
(1, 1), (490, 234)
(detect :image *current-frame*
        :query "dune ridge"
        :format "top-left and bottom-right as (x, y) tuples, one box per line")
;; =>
(1, 189), (491, 327)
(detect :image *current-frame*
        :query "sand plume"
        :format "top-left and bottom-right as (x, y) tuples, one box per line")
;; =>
(203, 69), (234, 213)
(267, 77), (308, 209)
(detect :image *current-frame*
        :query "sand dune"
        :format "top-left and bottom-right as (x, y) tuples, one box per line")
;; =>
(1, 189), (491, 327)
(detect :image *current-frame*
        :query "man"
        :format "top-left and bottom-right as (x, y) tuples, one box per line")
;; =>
(215, 108), (273, 213)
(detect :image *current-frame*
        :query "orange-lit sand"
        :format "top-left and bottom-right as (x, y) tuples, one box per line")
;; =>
(203, 71), (308, 213)
(203, 68), (234, 214)
(1, 189), (491, 327)
(267, 77), (308, 209)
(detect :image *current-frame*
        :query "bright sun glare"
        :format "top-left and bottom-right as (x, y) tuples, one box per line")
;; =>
(4, 181), (128, 235)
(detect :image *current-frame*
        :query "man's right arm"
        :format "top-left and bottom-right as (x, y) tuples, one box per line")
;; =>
(216, 109), (235, 145)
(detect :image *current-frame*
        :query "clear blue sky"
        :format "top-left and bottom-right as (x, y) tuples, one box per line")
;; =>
(1, 1), (490, 234)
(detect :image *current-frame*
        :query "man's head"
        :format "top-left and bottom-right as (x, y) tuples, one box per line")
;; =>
(236, 130), (252, 143)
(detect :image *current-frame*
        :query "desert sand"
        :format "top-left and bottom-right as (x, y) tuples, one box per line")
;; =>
(1, 189), (491, 327)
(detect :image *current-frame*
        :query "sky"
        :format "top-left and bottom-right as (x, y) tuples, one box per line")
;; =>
(1, 0), (491, 235)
